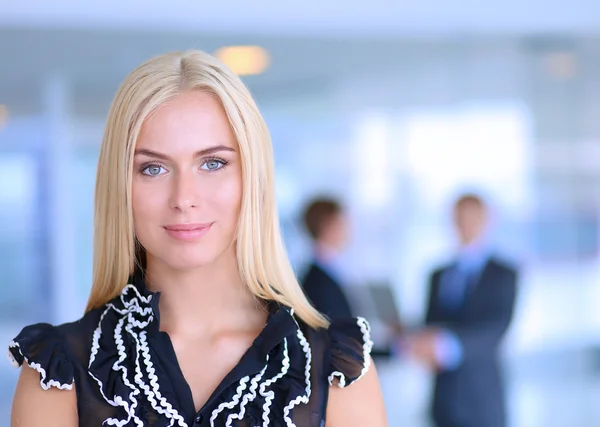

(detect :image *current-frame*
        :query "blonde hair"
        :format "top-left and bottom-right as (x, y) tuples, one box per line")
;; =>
(87, 50), (328, 329)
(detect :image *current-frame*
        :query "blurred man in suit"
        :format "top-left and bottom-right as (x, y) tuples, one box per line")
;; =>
(407, 193), (518, 427)
(300, 198), (353, 320)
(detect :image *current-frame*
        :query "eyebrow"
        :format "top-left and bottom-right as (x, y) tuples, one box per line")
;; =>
(134, 145), (235, 160)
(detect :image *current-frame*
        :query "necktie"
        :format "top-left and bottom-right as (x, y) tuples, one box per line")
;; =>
(439, 264), (472, 312)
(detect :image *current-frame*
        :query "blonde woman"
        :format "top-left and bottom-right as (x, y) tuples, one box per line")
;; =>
(8, 50), (387, 427)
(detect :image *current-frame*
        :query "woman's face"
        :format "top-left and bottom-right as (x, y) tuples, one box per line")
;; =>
(132, 91), (242, 271)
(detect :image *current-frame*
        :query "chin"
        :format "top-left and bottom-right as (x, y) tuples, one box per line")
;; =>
(155, 243), (233, 271)
(164, 254), (218, 271)
(142, 234), (237, 270)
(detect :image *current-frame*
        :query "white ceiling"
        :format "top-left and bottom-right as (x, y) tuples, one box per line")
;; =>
(2, 27), (599, 118)
(1, 0), (599, 119)
(2, 0), (600, 37)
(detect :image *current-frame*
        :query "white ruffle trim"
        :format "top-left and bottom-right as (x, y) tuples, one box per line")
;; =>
(283, 328), (312, 427)
(224, 358), (269, 426)
(209, 309), (313, 427)
(210, 320), (312, 427)
(259, 338), (291, 426)
(210, 376), (250, 426)
(89, 285), (187, 427)
(7, 340), (74, 391)
(88, 287), (316, 426)
(327, 316), (373, 388)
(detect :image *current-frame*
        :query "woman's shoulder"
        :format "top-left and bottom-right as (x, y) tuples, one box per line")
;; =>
(303, 316), (374, 389)
(7, 304), (109, 390)
(7, 280), (159, 390)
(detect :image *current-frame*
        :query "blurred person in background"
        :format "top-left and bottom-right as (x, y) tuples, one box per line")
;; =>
(300, 197), (354, 320)
(8, 50), (387, 427)
(301, 198), (400, 363)
(406, 193), (518, 427)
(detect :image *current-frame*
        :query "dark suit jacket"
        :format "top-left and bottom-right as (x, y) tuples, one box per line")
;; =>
(301, 262), (353, 320)
(426, 257), (518, 427)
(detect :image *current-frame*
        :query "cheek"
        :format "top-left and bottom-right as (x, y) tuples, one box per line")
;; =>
(204, 169), (243, 228)
(212, 176), (242, 217)
(131, 181), (166, 233)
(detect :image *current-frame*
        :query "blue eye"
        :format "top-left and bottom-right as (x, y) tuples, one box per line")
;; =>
(201, 159), (227, 171)
(141, 165), (167, 176)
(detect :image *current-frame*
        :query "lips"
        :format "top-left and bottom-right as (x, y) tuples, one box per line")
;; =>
(163, 223), (213, 241)
(164, 223), (212, 231)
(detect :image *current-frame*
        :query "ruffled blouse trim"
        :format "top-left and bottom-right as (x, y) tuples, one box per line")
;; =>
(8, 340), (74, 391)
(7, 279), (374, 426)
(327, 316), (374, 388)
(88, 283), (314, 427)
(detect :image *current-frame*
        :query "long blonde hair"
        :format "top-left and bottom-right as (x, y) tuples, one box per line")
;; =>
(87, 50), (328, 329)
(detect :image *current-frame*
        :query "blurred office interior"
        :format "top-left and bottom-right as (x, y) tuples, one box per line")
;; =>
(1, 1), (600, 425)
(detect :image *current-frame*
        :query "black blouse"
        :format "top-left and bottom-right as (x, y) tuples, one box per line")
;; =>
(8, 274), (373, 427)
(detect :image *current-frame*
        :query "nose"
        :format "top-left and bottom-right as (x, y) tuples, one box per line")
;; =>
(169, 170), (199, 212)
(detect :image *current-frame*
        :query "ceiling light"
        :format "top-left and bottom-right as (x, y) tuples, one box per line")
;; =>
(214, 46), (270, 76)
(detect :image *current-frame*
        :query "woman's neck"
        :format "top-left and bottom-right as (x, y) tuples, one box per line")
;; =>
(144, 253), (265, 338)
